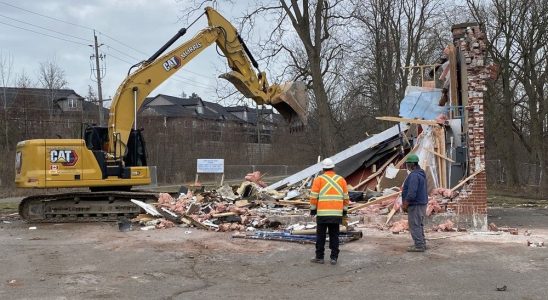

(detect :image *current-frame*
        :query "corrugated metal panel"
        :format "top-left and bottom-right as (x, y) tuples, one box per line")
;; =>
(267, 124), (408, 190)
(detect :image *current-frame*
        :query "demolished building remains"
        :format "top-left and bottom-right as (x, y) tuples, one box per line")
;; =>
(129, 23), (491, 238)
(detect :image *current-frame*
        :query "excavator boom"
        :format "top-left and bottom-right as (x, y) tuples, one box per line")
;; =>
(108, 6), (308, 157)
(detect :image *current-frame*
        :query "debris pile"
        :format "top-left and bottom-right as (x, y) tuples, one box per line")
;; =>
(131, 172), (313, 233)
(433, 219), (454, 232)
(488, 222), (518, 235)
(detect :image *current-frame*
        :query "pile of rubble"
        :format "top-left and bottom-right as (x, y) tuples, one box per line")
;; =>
(130, 172), (311, 232)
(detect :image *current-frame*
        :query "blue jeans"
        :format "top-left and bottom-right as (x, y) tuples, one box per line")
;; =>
(408, 204), (427, 249)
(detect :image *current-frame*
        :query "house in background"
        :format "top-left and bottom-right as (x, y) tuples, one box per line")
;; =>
(0, 87), (108, 116)
(139, 93), (285, 144)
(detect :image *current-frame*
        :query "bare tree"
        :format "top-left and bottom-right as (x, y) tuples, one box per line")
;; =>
(348, 0), (445, 119)
(37, 58), (68, 118)
(15, 69), (34, 88)
(183, 0), (352, 156)
(467, 0), (548, 189)
(0, 52), (13, 149)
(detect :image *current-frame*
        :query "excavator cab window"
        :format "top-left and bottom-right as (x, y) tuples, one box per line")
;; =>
(84, 126), (109, 151)
(124, 129), (147, 167)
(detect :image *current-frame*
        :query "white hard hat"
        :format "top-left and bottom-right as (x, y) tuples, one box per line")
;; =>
(321, 158), (335, 169)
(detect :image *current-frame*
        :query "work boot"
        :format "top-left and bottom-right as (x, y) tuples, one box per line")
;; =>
(330, 258), (337, 265)
(310, 258), (324, 264)
(407, 246), (425, 252)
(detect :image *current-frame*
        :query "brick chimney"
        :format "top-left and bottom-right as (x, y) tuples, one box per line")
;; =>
(448, 23), (489, 230)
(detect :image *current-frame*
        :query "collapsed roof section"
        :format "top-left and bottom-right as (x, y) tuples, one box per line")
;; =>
(267, 124), (409, 190)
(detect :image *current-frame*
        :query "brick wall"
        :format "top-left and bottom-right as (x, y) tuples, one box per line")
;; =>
(447, 23), (489, 228)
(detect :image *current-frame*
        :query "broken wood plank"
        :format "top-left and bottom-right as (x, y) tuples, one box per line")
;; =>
(181, 215), (209, 230)
(426, 147), (455, 163)
(235, 200), (250, 207)
(450, 168), (485, 192)
(278, 200), (310, 206)
(130, 199), (161, 217)
(385, 205), (398, 225)
(348, 191), (402, 212)
(354, 152), (399, 190)
(376, 116), (440, 126)
(212, 212), (238, 218)
(395, 144), (420, 168)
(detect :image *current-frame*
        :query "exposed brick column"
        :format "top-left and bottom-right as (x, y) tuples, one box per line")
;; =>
(447, 23), (489, 228)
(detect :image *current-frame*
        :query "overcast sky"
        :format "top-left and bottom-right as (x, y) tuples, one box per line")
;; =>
(0, 0), (263, 107)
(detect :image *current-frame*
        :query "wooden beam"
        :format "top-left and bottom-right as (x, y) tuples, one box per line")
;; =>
(354, 152), (399, 190)
(450, 168), (485, 192)
(385, 205), (398, 225)
(376, 116), (440, 126)
(277, 200), (310, 206)
(395, 144), (420, 168)
(348, 191), (401, 212)
(212, 212), (237, 218)
(426, 148), (455, 163)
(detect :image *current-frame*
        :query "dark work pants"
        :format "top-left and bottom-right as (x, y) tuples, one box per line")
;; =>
(315, 223), (340, 260)
(408, 204), (427, 249)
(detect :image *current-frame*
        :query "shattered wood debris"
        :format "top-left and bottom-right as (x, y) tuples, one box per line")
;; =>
(130, 171), (312, 233)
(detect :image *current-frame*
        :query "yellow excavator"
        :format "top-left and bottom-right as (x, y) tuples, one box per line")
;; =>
(14, 7), (308, 222)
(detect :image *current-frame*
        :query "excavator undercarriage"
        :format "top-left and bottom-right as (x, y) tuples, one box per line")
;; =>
(19, 191), (158, 223)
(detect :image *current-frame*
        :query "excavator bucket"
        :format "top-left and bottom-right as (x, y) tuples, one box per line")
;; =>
(270, 81), (309, 129)
(219, 72), (309, 129)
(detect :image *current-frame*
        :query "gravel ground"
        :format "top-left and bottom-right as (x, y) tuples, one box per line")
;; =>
(1, 202), (547, 300)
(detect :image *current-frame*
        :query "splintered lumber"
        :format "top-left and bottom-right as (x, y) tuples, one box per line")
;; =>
(181, 215), (209, 230)
(385, 205), (398, 225)
(348, 191), (402, 212)
(395, 144), (420, 168)
(450, 168), (485, 192)
(354, 152), (399, 189)
(212, 212), (238, 218)
(376, 116), (440, 126)
(426, 148), (455, 163)
(278, 200), (310, 206)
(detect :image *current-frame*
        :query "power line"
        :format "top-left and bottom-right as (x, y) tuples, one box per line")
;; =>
(99, 32), (149, 57)
(0, 1), (223, 94)
(0, 1), (94, 31)
(107, 53), (134, 65)
(170, 76), (217, 91)
(105, 44), (142, 62)
(0, 20), (88, 47)
(0, 13), (89, 42)
(0, 1), (214, 81)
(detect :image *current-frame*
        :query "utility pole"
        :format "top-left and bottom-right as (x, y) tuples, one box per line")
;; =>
(91, 30), (105, 126)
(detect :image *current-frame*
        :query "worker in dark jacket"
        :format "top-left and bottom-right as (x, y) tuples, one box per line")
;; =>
(309, 158), (349, 265)
(401, 153), (428, 252)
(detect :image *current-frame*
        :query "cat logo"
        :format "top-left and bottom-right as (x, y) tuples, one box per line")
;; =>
(163, 56), (181, 71)
(50, 150), (78, 166)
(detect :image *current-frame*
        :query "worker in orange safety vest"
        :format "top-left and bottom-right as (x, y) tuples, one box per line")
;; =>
(309, 158), (349, 265)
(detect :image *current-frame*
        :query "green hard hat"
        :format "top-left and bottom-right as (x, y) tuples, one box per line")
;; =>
(406, 153), (419, 163)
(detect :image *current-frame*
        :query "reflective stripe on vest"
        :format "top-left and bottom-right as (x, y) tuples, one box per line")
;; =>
(317, 174), (344, 216)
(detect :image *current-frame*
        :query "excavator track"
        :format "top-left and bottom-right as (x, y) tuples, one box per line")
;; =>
(19, 191), (159, 223)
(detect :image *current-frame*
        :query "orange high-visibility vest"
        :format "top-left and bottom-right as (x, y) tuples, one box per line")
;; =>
(309, 171), (349, 217)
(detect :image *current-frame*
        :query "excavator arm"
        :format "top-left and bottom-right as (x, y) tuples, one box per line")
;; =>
(108, 6), (308, 157)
